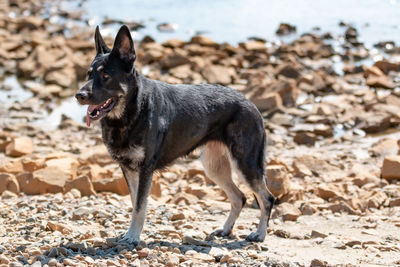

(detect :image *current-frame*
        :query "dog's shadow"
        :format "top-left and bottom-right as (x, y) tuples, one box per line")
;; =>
(46, 236), (256, 264)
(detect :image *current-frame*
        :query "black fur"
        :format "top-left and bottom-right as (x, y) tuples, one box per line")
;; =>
(75, 25), (275, 245)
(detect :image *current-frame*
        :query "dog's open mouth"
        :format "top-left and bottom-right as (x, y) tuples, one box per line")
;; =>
(86, 98), (115, 126)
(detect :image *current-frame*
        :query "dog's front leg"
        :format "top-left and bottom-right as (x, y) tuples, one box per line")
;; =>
(119, 165), (153, 247)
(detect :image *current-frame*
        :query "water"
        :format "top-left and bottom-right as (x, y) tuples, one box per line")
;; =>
(70, 0), (400, 47)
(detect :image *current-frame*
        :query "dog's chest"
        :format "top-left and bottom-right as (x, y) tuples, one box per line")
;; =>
(102, 125), (145, 169)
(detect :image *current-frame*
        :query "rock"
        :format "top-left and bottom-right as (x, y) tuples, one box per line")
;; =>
(21, 156), (45, 172)
(310, 258), (328, 267)
(160, 51), (190, 69)
(370, 138), (398, 157)
(381, 156), (400, 180)
(275, 63), (300, 79)
(163, 39), (185, 48)
(239, 41), (266, 52)
(316, 184), (342, 200)
(366, 76), (395, 89)
(0, 158), (24, 174)
(367, 191), (387, 209)
(45, 157), (79, 180)
(294, 132), (317, 146)
(357, 112), (391, 134)
(266, 165), (290, 198)
(77, 164), (112, 181)
(201, 65), (236, 85)
(276, 23), (296, 35)
(5, 137), (33, 157)
(190, 36), (219, 48)
(150, 176), (162, 198)
(0, 254), (9, 264)
(389, 198), (400, 207)
(364, 66), (384, 78)
(0, 173), (19, 194)
(157, 22), (177, 32)
(92, 177), (129, 195)
(293, 155), (344, 181)
(171, 192), (198, 205)
(65, 176), (96, 196)
(251, 92), (283, 112)
(272, 202), (301, 221)
(16, 16), (43, 30)
(269, 80), (298, 107)
(47, 221), (73, 234)
(328, 202), (357, 215)
(171, 213), (185, 221)
(311, 230), (327, 238)
(374, 60), (399, 74)
(45, 67), (76, 88)
(18, 167), (70, 194)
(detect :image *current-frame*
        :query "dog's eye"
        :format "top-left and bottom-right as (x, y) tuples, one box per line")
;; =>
(102, 73), (111, 80)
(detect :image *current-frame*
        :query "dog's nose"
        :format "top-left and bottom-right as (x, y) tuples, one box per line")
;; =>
(75, 91), (89, 103)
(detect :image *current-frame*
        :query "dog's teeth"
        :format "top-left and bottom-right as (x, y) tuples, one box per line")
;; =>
(96, 111), (99, 116)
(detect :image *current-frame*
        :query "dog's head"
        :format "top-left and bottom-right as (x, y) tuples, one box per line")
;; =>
(75, 25), (136, 126)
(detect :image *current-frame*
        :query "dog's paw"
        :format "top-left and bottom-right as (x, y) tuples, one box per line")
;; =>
(245, 232), (265, 242)
(210, 229), (232, 238)
(118, 235), (140, 247)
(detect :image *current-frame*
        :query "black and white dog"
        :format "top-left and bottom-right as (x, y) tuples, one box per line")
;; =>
(75, 25), (275, 246)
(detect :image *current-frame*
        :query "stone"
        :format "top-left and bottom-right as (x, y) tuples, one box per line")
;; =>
(364, 66), (384, 77)
(266, 165), (290, 198)
(47, 221), (73, 234)
(294, 132), (317, 146)
(21, 156), (45, 172)
(370, 138), (398, 157)
(185, 186), (207, 199)
(201, 65), (236, 85)
(366, 76), (395, 89)
(275, 63), (300, 79)
(328, 202), (357, 215)
(171, 213), (185, 221)
(374, 60), (399, 74)
(240, 41), (266, 52)
(251, 92), (283, 112)
(92, 177), (129, 195)
(269, 80), (298, 107)
(0, 159), (24, 174)
(45, 157), (79, 180)
(160, 51), (190, 69)
(381, 156), (400, 180)
(272, 202), (301, 221)
(163, 39), (185, 48)
(367, 191), (387, 209)
(190, 36), (218, 48)
(5, 137), (33, 157)
(150, 176), (162, 198)
(389, 198), (400, 207)
(316, 183), (342, 200)
(311, 230), (327, 238)
(0, 173), (19, 194)
(18, 167), (70, 194)
(276, 23), (296, 35)
(78, 164), (112, 181)
(65, 176), (96, 196)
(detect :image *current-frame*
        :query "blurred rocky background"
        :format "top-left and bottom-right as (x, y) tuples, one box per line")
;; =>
(0, 0), (400, 266)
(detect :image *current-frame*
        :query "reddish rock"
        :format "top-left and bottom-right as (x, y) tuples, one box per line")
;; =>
(239, 41), (266, 52)
(381, 156), (400, 180)
(276, 23), (296, 35)
(0, 173), (19, 194)
(328, 201), (358, 215)
(18, 166), (70, 194)
(294, 132), (317, 146)
(272, 202), (301, 221)
(251, 92), (283, 112)
(316, 184), (343, 200)
(0, 158), (24, 174)
(373, 60), (399, 74)
(65, 175), (96, 196)
(151, 176), (162, 198)
(45, 157), (79, 180)
(92, 177), (129, 195)
(190, 36), (219, 48)
(367, 191), (387, 209)
(366, 76), (395, 89)
(370, 138), (398, 157)
(201, 65), (236, 85)
(266, 165), (291, 198)
(5, 137), (33, 157)
(21, 156), (45, 172)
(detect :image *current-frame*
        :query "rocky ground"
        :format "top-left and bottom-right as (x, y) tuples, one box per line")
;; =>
(1, 0), (400, 266)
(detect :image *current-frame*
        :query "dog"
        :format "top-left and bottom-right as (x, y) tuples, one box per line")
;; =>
(75, 25), (275, 246)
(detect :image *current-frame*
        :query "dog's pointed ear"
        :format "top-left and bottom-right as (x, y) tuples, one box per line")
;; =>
(111, 25), (136, 66)
(94, 26), (111, 55)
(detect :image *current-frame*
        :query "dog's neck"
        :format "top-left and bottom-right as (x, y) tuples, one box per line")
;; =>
(101, 68), (144, 129)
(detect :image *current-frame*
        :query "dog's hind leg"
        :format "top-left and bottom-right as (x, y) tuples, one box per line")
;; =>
(201, 141), (246, 237)
(226, 114), (275, 242)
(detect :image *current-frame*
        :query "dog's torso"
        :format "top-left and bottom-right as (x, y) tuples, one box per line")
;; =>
(101, 73), (259, 171)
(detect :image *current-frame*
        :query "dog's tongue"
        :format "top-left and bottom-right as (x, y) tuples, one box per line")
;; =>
(86, 104), (100, 127)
